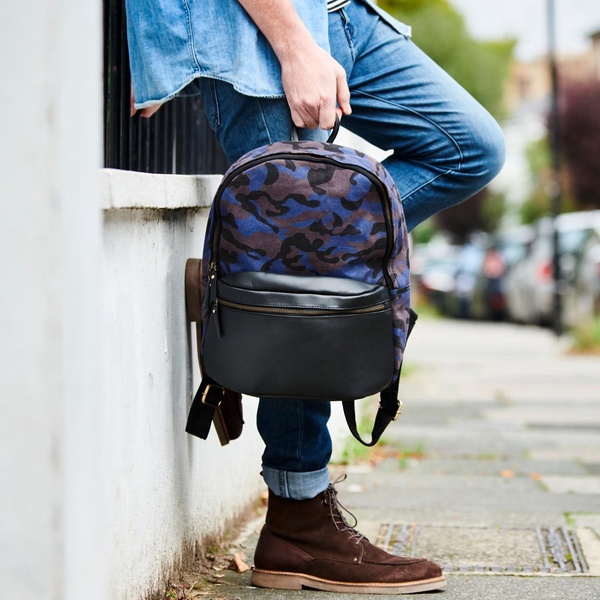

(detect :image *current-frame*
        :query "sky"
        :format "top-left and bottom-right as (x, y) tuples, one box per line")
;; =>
(450, 0), (600, 60)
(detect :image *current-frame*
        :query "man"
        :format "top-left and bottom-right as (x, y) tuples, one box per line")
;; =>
(127, 0), (505, 593)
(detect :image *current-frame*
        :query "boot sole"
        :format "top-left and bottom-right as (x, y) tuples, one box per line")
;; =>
(251, 569), (447, 595)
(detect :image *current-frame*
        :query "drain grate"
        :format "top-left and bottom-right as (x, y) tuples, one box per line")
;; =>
(376, 524), (589, 574)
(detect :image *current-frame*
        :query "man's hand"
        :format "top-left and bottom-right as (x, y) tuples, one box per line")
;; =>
(279, 40), (350, 130)
(130, 87), (163, 118)
(237, 0), (351, 130)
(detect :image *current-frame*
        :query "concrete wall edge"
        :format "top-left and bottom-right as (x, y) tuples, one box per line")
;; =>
(100, 168), (222, 210)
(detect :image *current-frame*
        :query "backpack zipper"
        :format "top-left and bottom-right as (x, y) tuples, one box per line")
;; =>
(210, 152), (396, 289)
(211, 297), (390, 338)
(218, 297), (389, 316)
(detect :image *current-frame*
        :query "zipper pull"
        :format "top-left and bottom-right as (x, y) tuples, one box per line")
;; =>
(212, 298), (222, 338)
(204, 262), (217, 311)
(205, 262), (221, 336)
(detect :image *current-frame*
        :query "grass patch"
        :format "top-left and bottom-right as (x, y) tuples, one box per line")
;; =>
(411, 299), (442, 319)
(564, 511), (596, 527)
(334, 437), (427, 469)
(400, 361), (419, 378)
(333, 409), (382, 465)
(475, 452), (500, 461)
(336, 436), (376, 465)
(568, 316), (600, 354)
(397, 441), (427, 469)
(564, 512), (577, 527)
(332, 396), (427, 469)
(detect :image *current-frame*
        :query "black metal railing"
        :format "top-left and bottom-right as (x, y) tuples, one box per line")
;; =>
(103, 0), (228, 174)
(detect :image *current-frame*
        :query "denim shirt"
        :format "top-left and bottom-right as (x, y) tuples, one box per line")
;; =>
(126, 0), (411, 108)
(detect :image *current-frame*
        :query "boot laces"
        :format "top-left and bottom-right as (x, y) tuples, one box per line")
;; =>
(323, 475), (365, 546)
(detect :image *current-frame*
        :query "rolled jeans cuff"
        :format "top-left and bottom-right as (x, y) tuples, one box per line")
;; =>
(261, 466), (330, 500)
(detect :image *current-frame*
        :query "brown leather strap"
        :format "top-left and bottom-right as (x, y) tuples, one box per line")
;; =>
(184, 258), (244, 445)
(184, 258), (203, 322)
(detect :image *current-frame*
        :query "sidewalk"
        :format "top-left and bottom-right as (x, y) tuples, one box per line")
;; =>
(192, 318), (600, 600)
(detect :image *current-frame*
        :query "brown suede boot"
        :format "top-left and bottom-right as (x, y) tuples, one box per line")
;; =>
(251, 480), (446, 594)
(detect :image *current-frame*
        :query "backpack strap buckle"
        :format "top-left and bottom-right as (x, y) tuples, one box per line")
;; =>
(201, 383), (224, 408)
(392, 400), (403, 421)
(379, 399), (403, 421)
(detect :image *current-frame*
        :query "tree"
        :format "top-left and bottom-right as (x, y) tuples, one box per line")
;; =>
(559, 79), (600, 210)
(434, 188), (506, 244)
(378, 0), (515, 240)
(519, 136), (574, 224)
(378, 0), (515, 120)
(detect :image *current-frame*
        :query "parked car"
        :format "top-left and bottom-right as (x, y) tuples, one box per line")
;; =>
(411, 237), (460, 314)
(505, 211), (600, 325)
(563, 221), (600, 327)
(446, 242), (486, 319)
(470, 226), (534, 321)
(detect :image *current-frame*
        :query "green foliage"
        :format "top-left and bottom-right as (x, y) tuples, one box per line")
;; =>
(569, 316), (600, 354)
(520, 137), (577, 224)
(412, 218), (437, 244)
(520, 137), (550, 223)
(519, 193), (547, 225)
(379, 0), (515, 119)
(378, 0), (514, 240)
(397, 441), (426, 470)
(411, 298), (442, 319)
(481, 191), (507, 233)
(336, 436), (374, 465)
(527, 134), (551, 176)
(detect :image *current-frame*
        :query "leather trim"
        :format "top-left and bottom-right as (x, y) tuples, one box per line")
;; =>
(218, 272), (390, 311)
(203, 304), (394, 399)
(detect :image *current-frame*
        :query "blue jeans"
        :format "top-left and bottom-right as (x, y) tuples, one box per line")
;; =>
(199, 1), (505, 499)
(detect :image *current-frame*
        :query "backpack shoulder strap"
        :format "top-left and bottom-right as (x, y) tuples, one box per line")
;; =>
(342, 362), (403, 447)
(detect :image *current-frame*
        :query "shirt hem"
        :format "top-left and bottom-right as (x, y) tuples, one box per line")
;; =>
(134, 73), (286, 110)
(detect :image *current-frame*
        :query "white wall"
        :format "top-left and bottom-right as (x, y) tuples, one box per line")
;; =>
(100, 171), (264, 599)
(0, 0), (106, 598)
(0, 0), (265, 596)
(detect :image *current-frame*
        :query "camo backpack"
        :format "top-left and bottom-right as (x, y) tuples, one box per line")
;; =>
(184, 127), (417, 447)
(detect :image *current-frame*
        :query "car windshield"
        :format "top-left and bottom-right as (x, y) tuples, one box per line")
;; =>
(499, 241), (529, 266)
(560, 229), (588, 254)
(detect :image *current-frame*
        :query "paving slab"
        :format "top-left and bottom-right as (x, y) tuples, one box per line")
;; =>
(541, 475), (600, 495)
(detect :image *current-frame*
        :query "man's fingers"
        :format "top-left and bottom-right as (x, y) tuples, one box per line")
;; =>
(283, 59), (349, 131)
(318, 67), (349, 129)
(140, 104), (163, 118)
(318, 101), (338, 131)
(294, 101), (339, 132)
(130, 88), (137, 117)
(292, 103), (321, 130)
(130, 86), (163, 119)
(289, 106), (308, 129)
(336, 68), (352, 116)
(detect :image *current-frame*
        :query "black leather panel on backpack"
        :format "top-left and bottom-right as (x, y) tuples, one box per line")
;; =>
(202, 272), (395, 400)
